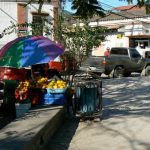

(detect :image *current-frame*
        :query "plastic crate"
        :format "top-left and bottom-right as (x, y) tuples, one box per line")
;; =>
(41, 93), (66, 105)
(46, 88), (67, 94)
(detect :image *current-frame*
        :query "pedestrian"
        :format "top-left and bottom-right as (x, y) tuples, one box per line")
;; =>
(104, 47), (110, 57)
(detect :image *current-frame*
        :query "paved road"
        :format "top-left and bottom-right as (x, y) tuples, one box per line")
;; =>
(43, 76), (150, 150)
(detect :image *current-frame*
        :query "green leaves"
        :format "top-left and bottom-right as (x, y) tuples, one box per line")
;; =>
(57, 21), (107, 66)
(71, 0), (105, 19)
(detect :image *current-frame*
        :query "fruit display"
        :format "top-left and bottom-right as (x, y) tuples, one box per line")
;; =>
(36, 77), (49, 89)
(15, 78), (67, 93)
(47, 80), (67, 89)
(46, 80), (67, 94)
(15, 77), (68, 103)
(16, 81), (30, 93)
(15, 80), (30, 101)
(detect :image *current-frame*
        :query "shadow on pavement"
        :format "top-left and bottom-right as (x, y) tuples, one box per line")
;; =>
(43, 116), (80, 150)
(0, 115), (14, 130)
(0, 104), (16, 130)
(102, 77), (150, 120)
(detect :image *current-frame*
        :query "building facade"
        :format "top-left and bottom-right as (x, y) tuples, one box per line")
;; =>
(0, 0), (60, 48)
(90, 5), (150, 56)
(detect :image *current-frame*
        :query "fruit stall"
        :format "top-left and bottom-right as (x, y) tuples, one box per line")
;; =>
(14, 69), (68, 117)
(0, 36), (66, 118)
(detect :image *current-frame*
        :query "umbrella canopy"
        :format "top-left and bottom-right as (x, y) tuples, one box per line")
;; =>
(0, 36), (64, 68)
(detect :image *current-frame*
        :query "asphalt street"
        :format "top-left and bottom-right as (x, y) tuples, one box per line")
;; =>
(43, 76), (150, 150)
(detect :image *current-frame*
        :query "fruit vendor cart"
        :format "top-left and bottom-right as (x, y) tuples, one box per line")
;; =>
(0, 36), (64, 118)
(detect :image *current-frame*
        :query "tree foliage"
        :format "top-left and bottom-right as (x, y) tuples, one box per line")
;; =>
(22, 0), (106, 19)
(55, 20), (107, 65)
(53, 17), (108, 85)
(70, 0), (105, 19)
(24, 0), (150, 18)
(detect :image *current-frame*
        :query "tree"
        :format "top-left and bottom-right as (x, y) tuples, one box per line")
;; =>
(23, 0), (105, 19)
(24, 0), (150, 19)
(54, 20), (107, 85)
(70, 0), (105, 19)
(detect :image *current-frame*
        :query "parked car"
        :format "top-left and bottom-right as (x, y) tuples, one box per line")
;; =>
(80, 47), (150, 78)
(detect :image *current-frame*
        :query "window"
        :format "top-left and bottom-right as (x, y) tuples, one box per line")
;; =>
(110, 48), (128, 55)
(32, 13), (49, 36)
(130, 48), (141, 58)
(133, 39), (149, 49)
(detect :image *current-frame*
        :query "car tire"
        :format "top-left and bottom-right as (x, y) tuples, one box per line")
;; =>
(113, 66), (124, 78)
(145, 66), (150, 76)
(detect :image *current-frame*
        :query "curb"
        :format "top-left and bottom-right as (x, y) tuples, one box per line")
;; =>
(24, 107), (66, 150)
(0, 106), (66, 150)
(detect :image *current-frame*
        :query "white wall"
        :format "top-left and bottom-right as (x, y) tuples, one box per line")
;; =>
(27, 3), (54, 39)
(105, 35), (129, 48)
(124, 23), (150, 36)
(0, 2), (56, 48)
(0, 2), (18, 47)
(92, 34), (129, 56)
(89, 17), (150, 29)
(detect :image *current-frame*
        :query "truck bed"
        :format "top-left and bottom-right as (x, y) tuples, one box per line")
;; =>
(79, 56), (105, 74)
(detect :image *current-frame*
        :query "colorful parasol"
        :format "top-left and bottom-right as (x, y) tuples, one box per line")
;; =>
(0, 36), (64, 68)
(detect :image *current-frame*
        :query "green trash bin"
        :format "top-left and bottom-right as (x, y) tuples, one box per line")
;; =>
(75, 80), (102, 118)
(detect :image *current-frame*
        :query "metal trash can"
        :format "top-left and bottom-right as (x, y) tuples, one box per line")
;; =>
(74, 79), (102, 119)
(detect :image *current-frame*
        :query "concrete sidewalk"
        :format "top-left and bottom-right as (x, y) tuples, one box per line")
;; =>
(0, 105), (65, 150)
(70, 76), (150, 150)
(44, 76), (150, 150)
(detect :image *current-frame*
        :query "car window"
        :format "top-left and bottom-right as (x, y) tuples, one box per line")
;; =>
(110, 48), (128, 55)
(130, 48), (141, 58)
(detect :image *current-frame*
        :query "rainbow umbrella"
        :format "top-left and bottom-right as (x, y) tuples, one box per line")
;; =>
(0, 36), (64, 68)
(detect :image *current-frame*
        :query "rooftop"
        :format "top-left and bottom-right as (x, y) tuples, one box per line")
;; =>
(91, 5), (149, 22)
